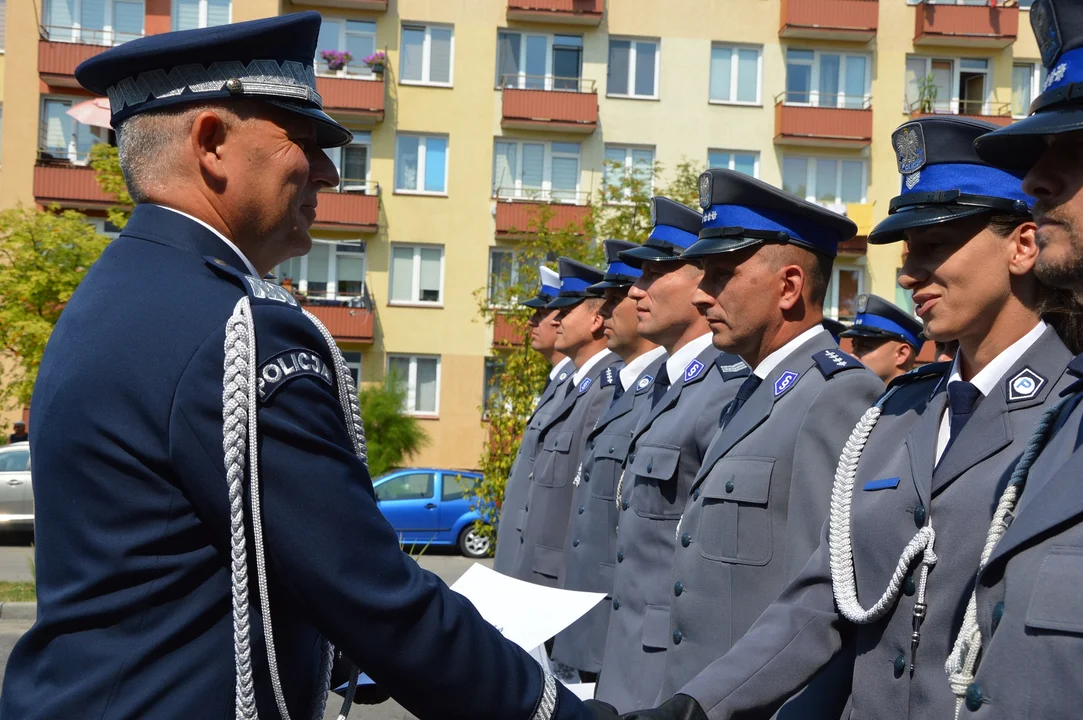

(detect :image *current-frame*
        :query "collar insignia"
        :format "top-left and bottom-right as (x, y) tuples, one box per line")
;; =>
(1032, 0), (1063, 68)
(774, 370), (799, 397)
(1007, 367), (1045, 402)
(579, 377), (593, 394)
(684, 359), (706, 383)
(893, 123), (926, 176)
(558, 371), (569, 383)
(637, 375), (653, 391)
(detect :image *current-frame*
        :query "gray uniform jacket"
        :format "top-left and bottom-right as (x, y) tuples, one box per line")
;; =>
(595, 346), (748, 712)
(965, 352), (1083, 719)
(511, 352), (623, 586)
(494, 362), (574, 575)
(675, 327), (1073, 720)
(552, 352), (670, 673)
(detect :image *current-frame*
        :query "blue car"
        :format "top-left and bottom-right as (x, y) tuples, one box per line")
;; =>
(372, 468), (491, 558)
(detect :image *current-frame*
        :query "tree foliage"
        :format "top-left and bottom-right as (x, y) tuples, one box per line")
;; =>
(88, 143), (133, 230)
(359, 375), (430, 478)
(0, 207), (110, 407)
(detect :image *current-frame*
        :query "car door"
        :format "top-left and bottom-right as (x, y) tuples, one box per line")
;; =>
(0, 446), (31, 518)
(373, 471), (439, 545)
(438, 472), (479, 543)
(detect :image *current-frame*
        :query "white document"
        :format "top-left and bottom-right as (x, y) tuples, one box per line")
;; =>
(450, 562), (606, 654)
(562, 682), (597, 701)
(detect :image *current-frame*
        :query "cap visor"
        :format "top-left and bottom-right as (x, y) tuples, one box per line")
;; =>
(680, 235), (762, 260)
(868, 205), (991, 245)
(546, 296), (583, 309)
(587, 279), (631, 293)
(521, 297), (550, 308)
(265, 100), (353, 148)
(618, 244), (681, 269)
(974, 106), (1083, 172)
(839, 326), (902, 342)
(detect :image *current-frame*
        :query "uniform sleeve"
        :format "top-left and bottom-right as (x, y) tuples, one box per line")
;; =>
(168, 304), (587, 720)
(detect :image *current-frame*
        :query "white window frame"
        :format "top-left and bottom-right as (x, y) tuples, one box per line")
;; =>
(275, 239), (366, 301)
(387, 354), (441, 416)
(707, 149), (760, 178)
(709, 43), (763, 106)
(316, 18), (377, 80)
(785, 48), (871, 109)
(607, 36), (660, 100)
(40, 95), (109, 164)
(394, 133), (449, 196)
(487, 247), (521, 306)
(604, 144), (655, 201)
(906, 56), (992, 116)
(87, 218), (122, 239)
(389, 243), (445, 307)
(1012, 61), (1046, 118)
(45, 0), (144, 45)
(492, 140), (581, 202)
(782, 155), (869, 206)
(339, 348), (363, 387)
(496, 31), (583, 90)
(171, 0), (230, 31)
(327, 131), (373, 193)
(825, 260), (867, 321)
(400, 23), (455, 87)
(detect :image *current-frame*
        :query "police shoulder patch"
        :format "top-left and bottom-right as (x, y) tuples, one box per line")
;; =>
(683, 358), (706, 384)
(715, 353), (750, 381)
(600, 364), (621, 388)
(774, 370), (799, 397)
(812, 348), (864, 379)
(578, 376), (594, 394)
(205, 256), (299, 309)
(257, 348), (334, 403)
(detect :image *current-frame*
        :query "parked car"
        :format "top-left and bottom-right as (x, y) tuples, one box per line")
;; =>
(372, 468), (491, 559)
(0, 442), (33, 529)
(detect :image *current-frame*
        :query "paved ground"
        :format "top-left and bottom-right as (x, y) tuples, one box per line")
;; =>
(0, 533), (488, 719)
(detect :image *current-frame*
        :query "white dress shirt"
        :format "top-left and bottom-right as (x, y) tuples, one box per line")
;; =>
(154, 204), (260, 278)
(752, 325), (828, 379)
(665, 333), (716, 385)
(573, 348), (613, 386)
(619, 345), (667, 392)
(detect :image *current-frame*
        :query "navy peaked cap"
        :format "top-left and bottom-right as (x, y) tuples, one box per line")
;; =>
(822, 318), (848, 343)
(521, 266), (561, 309)
(547, 257), (605, 308)
(871, 117), (1031, 244)
(75, 12), (351, 148)
(619, 197), (702, 267)
(976, 0), (1083, 170)
(840, 294), (923, 349)
(588, 240), (641, 292)
(682, 169), (856, 259)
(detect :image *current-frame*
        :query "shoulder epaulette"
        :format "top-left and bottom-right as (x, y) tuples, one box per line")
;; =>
(812, 348), (865, 379)
(600, 363), (622, 388)
(715, 352), (750, 381)
(204, 256), (300, 310)
(886, 360), (950, 391)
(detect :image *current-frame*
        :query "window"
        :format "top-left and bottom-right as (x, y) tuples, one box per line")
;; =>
(0, 0), (7, 52)
(785, 49), (869, 109)
(492, 140), (580, 201)
(40, 98), (107, 163)
(173, 0), (229, 31)
(401, 24), (453, 86)
(45, 0), (143, 44)
(387, 355), (440, 415)
(496, 31), (583, 90)
(488, 247), (522, 305)
(906, 56), (992, 116)
(376, 472), (435, 501)
(709, 44), (761, 104)
(395, 134), (448, 194)
(327, 131), (372, 192)
(442, 473), (477, 502)
(825, 264), (865, 321)
(340, 349), (362, 387)
(0, 448), (29, 472)
(483, 357), (506, 414)
(316, 19), (376, 78)
(604, 145), (655, 200)
(1012, 62), (1046, 117)
(390, 244), (444, 305)
(88, 218), (123, 239)
(708, 150), (759, 178)
(781, 156), (867, 206)
(608, 38), (659, 99)
(275, 240), (366, 301)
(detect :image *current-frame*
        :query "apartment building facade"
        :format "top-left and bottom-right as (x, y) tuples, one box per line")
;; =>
(0, 0), (1044, 468)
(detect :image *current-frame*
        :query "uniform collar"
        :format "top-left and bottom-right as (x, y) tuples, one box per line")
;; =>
(753, 325), (827, 380)
(152, 204), (260, 278)
(572, 348), (613, 386)
(550, 356), (574, 382)
(946, 320), (1048, 396)
(666, 332), (715, 384)
(620, 345), (667, 391)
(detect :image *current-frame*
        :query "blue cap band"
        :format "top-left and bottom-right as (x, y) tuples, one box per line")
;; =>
(649, 223), (699, 249)
(605, 260), (641, 278)
(900, 163), (1032, 208)
(541, 283), (560, 297)
(1041, 46), (1081, 96)
(701, 203), (838, 256)
(853, 312), (923, 348)
(561, 277), (593, 293)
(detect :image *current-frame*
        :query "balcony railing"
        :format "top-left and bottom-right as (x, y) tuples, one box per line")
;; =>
(779, 0), (879, 42)
(39, 26), (141, 84)
(501, 76), (598, 133)
(33, 159), (115, 208)
(315, 180), (380, 232)
(774, 93), (873, 148)
(492, 186), (588, 205)
(293, 0), (387, 10)
(913, 1), (1018, 48)
(493, 312), (525, 347)
(494, 195), (592, 238)
(290, 284), (376, 343)
(907, 100), (1014, 127)
(506, 0), (604, 26)
(315, 75), (385, 123)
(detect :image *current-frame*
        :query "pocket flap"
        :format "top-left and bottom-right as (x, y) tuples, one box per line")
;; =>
(629, 443), (681, 481)
(532, 544), (564, 580)
(700, 457), (774, 504)
(594, 436), (631, 462)
(543, 431), (575, 454)
(642, 603), (671, 650)
(1026, 546), (1083, 634)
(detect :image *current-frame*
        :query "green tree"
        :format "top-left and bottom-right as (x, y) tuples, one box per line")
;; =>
(359, 375), (429, 478)
(88, 143), (133, 230)
(0, 207), (110, 407)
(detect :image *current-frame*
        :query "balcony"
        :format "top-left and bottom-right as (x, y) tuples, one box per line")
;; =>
(774, 95), (873, 148)
(294, 289), (376, 344)
(913, 1), (1018, 49)
(316, 76), (385, 124)
(909, 101), (1014, 127)
(506, 0), (604, 26)
(493, 313), (525, 347)
(494, 195), (592, 238)
(39, 27), (139, 87)
(289, 0), (386, 9)
(779, 0), (878, 42)
(315, 182), (380, 233)
(33, 161), (115, 209)
(501, 77), (598, 133)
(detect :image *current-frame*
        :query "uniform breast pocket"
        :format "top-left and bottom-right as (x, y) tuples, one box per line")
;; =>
(591, 435), (631, 500)
(536, 432), (574, 488)
(696, 457), (775, 566)
(628, 443), (682, 518)
(1025, 546), (1083, 635)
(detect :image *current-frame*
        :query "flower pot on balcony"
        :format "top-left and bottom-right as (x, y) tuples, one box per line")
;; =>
(368, 62), (385, 74)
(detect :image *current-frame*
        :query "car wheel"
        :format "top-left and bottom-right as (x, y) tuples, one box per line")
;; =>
(458, 525), (491, 559)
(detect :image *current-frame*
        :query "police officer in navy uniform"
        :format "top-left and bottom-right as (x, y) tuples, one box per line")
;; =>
(495, 265), (576, 576)
(552, 240), (667, 681)
(593, 198), (748, 712)
(585, 119), (1075, 720)
(841, 294), (924, 384)
(512, 259), (622, 588)
(0, 14), (602, 720)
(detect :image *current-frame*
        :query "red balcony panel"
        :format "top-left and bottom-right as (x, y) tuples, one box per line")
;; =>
(838, 236), (868, 256)
(314, 190), (379, 232)
(502, 87), (598, 133)
(495, 200), (591, 237)
(302, 304), (374, 343)
(290, 0), (387, 9)
(774, 103), (873, 148)
(779, 0), (878, 41)
(39, 40), (110, 86)
(910, 111), (1013, 127)
(34, 163), (115, 208)
(316, 76), (385, 123)
(493, 313), (525, 347)
(914, 2), (1018, 48)
(506, 0), (604, 25)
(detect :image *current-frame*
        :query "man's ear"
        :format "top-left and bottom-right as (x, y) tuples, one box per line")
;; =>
(778, 264), (805, 311)
(190, 110), (230, 187)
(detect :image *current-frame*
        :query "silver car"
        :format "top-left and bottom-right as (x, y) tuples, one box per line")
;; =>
(0, 442), (32, 528)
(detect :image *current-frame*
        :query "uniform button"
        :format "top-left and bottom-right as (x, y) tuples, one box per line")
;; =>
(725, 479), (735, 493)
(692, 487), (701, 501)
(992, 601), (1004, 634)
(674, 581), (683, 597)
(681, 532), (691, 548)
(965, 683), (983, 711)
(672, 629), (683, 645)
(617, 550), (624, 563)
(572, 539), (580, 548)
(613, 598), (621, 610)
(528, 472), (534, 481)
(893, 654), (906, 678)
(524, 505), (529, 512)
(589, 441), (595, 450)
(609, 446), (616, 453)
(622, 501), (629, 511)
(629, 453), (636, 464)
(647, 463), (654, 473)
(913, 503), (927, 527)
(578, 505), (585, 514)
(903, 575), (916, 596)
(584, 472), (590, 483)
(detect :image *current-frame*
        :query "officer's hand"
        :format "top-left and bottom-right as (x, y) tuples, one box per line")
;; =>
(585, 694), (708, 720)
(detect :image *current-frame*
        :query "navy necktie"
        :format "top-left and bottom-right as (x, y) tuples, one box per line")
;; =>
(610, 379), (626, 408)
(651, 370), (672, 407)
(719, 374), (763, 429)
(945, 381), (982, 454)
